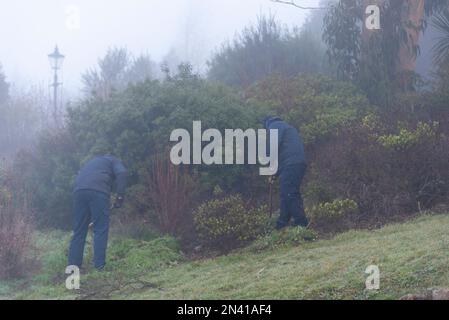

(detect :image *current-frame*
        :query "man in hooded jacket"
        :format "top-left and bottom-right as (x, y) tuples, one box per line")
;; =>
(68, 154), (127, 270)
(264, 116), (308, 229)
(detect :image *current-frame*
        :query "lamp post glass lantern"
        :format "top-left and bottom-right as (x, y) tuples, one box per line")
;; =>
(48, 46), (65, 70)
(48, 46), (64, 124)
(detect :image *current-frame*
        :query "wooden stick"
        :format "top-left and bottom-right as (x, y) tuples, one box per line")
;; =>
(269, 182), (273, 218)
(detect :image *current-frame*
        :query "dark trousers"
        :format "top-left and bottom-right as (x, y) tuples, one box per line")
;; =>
(277, 164), (308, 228)
(68, 189), (110, 269)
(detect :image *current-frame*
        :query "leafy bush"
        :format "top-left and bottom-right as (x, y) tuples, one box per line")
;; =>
(307, 112), (449, 227)
(12, 55), (449, 243)
(12, 130), (78, 229)
(246, 74), (370, 145)
(307, 199), (359, 226)
(18, 66), (262, 230)
(378, 122), (439, 151)
(117, 183), (153, 219)
(194, 195), (269, 251)
(108, 236), (182, 275)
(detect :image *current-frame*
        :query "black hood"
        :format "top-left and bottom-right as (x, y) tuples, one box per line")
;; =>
(262, 116), (282, 129)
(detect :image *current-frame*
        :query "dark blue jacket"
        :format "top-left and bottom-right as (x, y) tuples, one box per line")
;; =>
(264, 117), (306, 175)
(74, 155), (128, 197)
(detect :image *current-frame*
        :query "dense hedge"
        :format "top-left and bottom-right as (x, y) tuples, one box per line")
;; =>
(13, 69), (449, 239)
(16, 66), (263, 228)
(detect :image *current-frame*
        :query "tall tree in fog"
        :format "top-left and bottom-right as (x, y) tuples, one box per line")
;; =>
(82, 47), (130, 100)
(82, 47), (156, 100)
(208, 14), (325, 88)
(160, 48), (183, 77)
(125, 54), (158, 84)
(0, 64), (9, 104)
(322, 0), (449, 106)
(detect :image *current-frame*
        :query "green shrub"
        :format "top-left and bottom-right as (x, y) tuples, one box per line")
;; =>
(246, 74), (370, 145)
(120, 184), (154, 218)
(307, 112), (449, 224)
(307, 199), (359, 226)
(108, 236), (182, 276)
(21, 67), (261, 230)
(12, 131), (78, 229)
(378, 122), (439, 151)
(194, 194), (270, 251)
(248, 227), (318, 252)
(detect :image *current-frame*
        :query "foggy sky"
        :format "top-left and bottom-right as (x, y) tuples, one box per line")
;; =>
(0, 0), (316, 98)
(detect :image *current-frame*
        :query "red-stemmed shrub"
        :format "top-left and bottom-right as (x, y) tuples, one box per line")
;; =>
(147, 153), (196, 235)
(0, 164), (35, 279)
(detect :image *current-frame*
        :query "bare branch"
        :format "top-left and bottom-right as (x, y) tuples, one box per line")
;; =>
(270, 0), (328, 10)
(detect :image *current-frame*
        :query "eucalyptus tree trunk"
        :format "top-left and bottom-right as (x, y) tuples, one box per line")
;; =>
(361, 0), (425, 88)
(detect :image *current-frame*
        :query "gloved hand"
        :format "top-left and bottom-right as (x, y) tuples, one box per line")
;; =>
(113, 196), (124, 209)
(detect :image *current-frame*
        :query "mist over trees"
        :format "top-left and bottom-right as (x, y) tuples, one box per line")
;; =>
(1, 2), (449, 297)
(4, 2), (449, 229)
(0, 84), (51, 161)
(10, 11), (448, 229)
(82, 47), (158, 100)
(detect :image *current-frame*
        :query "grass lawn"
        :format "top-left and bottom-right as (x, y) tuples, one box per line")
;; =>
(2, 213), (449, 300)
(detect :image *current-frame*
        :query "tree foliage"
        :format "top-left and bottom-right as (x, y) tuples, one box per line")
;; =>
(0, 64), (9, 105)
(245, 74), (370, 145)
(323, 0), (449, 106)
(82, 47), (158, 100)
(21, 65), (261, 228)
(431, 9), (449, 65)
(208, 14), (326, 88)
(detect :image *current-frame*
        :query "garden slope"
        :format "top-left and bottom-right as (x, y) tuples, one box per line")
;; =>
(125, 213), (449, 299)
(5, 213), (449, 300)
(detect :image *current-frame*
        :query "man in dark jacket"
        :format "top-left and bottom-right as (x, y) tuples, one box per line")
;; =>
(264, 116), (308, 229)
(68, 155), (127, 270)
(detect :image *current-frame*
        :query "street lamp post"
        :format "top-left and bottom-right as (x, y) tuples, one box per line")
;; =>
(48, 46), (65, 124)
